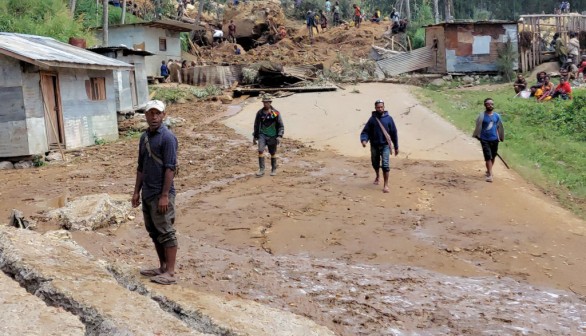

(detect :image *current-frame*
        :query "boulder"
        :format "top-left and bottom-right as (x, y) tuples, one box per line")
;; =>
(442, 74), (453, 81)
(0, 161), (14, 170)
(45, 151), (63, 162)
(14, 161), (33, 169)
(219, 94), (234, 104)
(430, 78), (445, 86)
(462, 75), (474, 84)
(48, 193), (134, 231)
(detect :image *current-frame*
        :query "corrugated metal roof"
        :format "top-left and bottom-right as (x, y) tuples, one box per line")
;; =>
(425, 20), (517, 27)
(105, 19), (199, 32)
(376, 47), (434, 76)
(0, 33), (133, 70)
(88, 46), (155, 56)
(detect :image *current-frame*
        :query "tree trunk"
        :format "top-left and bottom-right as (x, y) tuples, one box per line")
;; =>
(102, 0), (109, 46)
(405, 0), (411, 21)
(69, 0), (77, 16)
(196, 0), (205, 24)
(121, 0), (127, 24)
(444, 0), (452, 21)
(433, 0), (439, 23)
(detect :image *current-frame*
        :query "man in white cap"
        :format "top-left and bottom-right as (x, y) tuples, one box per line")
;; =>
(132, 100), (179, 285)
(253, 94), (284, 176)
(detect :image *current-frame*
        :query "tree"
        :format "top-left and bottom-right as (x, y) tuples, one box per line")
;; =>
(102, 0), (108, 46)
(433, 0), (439, 23)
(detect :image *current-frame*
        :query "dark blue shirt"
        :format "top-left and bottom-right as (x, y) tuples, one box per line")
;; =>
(480, 112), (501, 141)
(160, 64), (169, 77)
(360, 111), (399, 148)
(137, 125), (178, 200)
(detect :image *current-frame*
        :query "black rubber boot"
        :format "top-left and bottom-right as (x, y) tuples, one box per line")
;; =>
(256, 157), (265, 177)
(270, 157), (277, 176)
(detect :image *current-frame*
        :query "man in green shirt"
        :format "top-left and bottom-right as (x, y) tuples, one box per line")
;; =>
(253, 95), (285, 176)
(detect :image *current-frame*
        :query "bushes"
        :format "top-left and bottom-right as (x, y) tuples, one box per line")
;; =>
(0, 0), (95, 44)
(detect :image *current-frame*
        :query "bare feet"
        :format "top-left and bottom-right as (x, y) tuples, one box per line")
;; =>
(373, 178), (380, 185)
(383, 186), (390, 193)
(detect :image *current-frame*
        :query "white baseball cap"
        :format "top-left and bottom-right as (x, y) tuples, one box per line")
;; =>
(145, 100), (165, 112)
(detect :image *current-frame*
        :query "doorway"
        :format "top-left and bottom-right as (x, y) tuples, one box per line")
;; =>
(129, 67), (138, 108)
(40, 73), (65, 149)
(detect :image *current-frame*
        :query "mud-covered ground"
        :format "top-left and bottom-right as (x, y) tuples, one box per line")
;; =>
(2, 84), (586, 335)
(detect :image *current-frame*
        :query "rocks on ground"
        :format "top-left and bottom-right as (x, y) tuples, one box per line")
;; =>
(47, 193), (134, 231)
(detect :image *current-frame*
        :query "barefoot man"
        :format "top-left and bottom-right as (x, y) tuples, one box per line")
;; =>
(472, 98), (504, 182)
(132, 100), (179, 285)
(360, 99), (399, 193)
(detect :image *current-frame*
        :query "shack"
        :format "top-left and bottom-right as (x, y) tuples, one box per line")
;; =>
(0, 33), (132, 158)
(425, 21), (518, 74)
(89, 46), (153, 113)
(96, 19), (195, 78)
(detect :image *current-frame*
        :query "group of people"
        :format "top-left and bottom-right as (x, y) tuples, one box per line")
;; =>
(515, 71), (573, 101)
(555, 1), (571, 13)
(132, 92), (505, 284)
(552, 31), (581, 69)
(160, 59), (198, 84)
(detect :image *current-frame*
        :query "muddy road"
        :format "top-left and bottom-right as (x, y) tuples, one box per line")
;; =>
(1, 83), (586, 335)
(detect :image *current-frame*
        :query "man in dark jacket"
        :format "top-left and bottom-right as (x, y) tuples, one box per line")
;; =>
(253, 94), (284, 177)
(360, 99), (399, 193)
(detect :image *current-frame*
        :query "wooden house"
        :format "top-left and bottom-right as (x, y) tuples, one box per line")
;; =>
(425, 21), (518, 74)
(0, 33), (132, 158)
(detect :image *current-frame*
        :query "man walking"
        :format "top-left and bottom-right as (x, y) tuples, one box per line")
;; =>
(132, 100), (179, 285)
(360, 99), (399, 193)
(472, 98), (504, 183)
(253, 94), (284, 177)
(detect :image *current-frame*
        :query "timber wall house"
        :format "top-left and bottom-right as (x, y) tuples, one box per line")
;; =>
(0, 33), (132, 157)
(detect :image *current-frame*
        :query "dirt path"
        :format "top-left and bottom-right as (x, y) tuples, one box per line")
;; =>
(1, 84), (586, 335)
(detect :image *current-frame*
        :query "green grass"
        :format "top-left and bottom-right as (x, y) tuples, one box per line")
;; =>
(417, 84), (586, 218)
(149, 85), (224, 104)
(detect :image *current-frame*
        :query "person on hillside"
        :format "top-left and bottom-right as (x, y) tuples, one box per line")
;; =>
(390, 8), (400, 23)
(513, 74), (527, 94)
(212, 27), (224, 45)
(371, 8), (381, 23)
(333, 2), (341, 26)
(228, 20), (237, 43)
(132, 100), (179, 285)
(472, 98), (504, 183)
(551, 76), (573, 100)
(568, 32), (580, 66)
(360, 99), (399, 193)
(553, 32), (568, 66)
(234, 45), (242, 55)
(398, 19), (408, 33)
(325, 0), (332, 18)
(278, 26), (288, 40)
(160, 61), (169, 82)
(306, 10), (316, 39)
(253, 94), (284, 177)
(535, 75), (554, 101)
(353, 4), (362, 28)
(319, 10), (328, 31)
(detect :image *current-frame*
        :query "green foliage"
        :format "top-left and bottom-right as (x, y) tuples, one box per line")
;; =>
(406, 0), (434, 49)
(151, 87), (188, 103)
(289, 0), (353, 21)
(32, 155), (46, 167)
(180, 32), (190, 52)
(75, 0), (142, 29)
(0, 0), (95, 44)
(418, 86), (586, 217)
(472, 8), (492, 20)
(496, 37), (518, 82)
(190, 85), (223, 99)
(94, 134), (106, 145)
(150, 85), (223, 104)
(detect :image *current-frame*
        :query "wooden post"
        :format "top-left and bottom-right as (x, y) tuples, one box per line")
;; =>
(40, 89), (66, 162)
(391, 35), (394, 51)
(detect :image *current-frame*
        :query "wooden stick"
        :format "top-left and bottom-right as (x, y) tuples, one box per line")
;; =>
(40, 86), (66, 162)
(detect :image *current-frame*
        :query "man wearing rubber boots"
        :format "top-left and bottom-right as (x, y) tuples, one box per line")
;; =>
(253, 94), (284, 177)
(360, 99), (399, 193)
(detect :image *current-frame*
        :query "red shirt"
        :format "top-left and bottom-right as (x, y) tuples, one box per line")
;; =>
(555, 81), (572, 94)
(354, 6), (361, 16)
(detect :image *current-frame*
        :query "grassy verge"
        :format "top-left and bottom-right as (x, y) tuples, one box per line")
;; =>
(416, 84), (586, 219)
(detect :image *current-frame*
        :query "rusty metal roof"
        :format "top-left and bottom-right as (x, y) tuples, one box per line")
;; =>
(105, 19), (200, 32)
(424, 20), (517, 27)
(0, 33), (133, 70)
(88, 46), (155, 57)
(376, 47), (434, 76)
